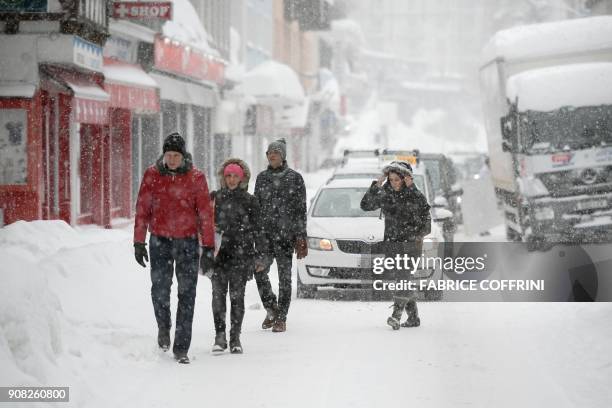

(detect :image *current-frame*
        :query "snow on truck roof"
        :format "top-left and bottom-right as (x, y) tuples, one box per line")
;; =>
(507, 62), (612, 111)
(481, 16), (612, 65)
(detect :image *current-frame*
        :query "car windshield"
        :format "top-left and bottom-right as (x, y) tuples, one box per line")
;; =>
(331, 173), (380, 180)
(312, 176), (425, 218)
(313, 188), (379, 217)
(520, 105), (612, 153)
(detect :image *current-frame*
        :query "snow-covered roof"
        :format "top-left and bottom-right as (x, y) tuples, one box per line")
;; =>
(507, 62), (612, 111)
(481, 16), (612, 64)
(242, 60), (304, 105)
(162, 0), (218, 56)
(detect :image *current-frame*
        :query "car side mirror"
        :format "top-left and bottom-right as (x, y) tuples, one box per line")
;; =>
(433, 196), (448, 208)
(433, 208), (453, 222)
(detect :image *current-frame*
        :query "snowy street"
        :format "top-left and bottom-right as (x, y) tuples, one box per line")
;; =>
(2, 219), (612, 408)
(2, 1), (612, 407)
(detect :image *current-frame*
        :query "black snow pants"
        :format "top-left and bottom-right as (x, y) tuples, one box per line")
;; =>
(149, 234), (199, 355)
(254, 239), (293, 322)
(211, 260), (249, 337)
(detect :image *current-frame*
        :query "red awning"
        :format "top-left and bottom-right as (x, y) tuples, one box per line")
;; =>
(61, 78), (110, 125)
(103, 58), (160, 113)
(43, 67), (110, 125)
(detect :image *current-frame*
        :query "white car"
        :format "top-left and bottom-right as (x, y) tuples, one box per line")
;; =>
(297, 167), (452, 299)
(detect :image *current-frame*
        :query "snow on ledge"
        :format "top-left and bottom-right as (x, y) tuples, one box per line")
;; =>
(103, 63), (158, 88)
(507, 62), (612, 111)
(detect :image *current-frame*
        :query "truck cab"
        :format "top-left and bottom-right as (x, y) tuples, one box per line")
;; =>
(480, 16), (612, 247)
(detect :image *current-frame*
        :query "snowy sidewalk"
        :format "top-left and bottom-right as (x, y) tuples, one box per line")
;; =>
(1, 221), (611, 408)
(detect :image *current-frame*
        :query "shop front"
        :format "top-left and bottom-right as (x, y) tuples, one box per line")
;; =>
(0, 34), (110, 227)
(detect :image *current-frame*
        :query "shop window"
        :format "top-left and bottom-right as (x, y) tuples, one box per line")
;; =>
(0, 109), (27, 185)
(162, 100), (178, 137)
(141, 115), (161, 172)
(79, 124), (95, 216)
(131, 116), (141, 209)
(192, 106), (211, 174)
(110, 118), (125, 211)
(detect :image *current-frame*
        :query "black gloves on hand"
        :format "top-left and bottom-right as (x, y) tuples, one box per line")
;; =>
(200, 247), (215, 277)
(134, 243), (149, 267)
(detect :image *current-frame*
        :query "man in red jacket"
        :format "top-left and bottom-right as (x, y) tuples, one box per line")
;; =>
(133, 132), (214, 364)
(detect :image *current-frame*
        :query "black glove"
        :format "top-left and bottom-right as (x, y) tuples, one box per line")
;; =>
(134, 243), (149, 268)
(200, 247), (215, 277)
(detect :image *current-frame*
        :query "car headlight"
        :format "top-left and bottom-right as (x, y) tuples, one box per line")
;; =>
(307, 237), (333, 251)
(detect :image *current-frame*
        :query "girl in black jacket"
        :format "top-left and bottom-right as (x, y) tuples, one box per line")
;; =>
(361, 161), (431, 330)
(210, 159), (267, 354)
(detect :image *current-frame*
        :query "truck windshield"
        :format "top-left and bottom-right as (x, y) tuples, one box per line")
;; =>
(520, 105), (612, 153)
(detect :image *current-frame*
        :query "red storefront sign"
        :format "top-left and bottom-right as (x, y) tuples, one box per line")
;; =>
(112, 2), (172, 20)
(154, 36), (225, 85)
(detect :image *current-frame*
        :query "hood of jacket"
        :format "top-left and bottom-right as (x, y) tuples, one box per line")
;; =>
(155, 152), (194, 175)
(217, 158), (251, 191)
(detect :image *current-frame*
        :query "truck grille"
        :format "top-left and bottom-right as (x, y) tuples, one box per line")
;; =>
(538, 167), (612, 197)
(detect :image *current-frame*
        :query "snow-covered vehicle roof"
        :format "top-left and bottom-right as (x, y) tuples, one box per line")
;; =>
(507, 62), (612, 111)
(481, 15), (612, 65)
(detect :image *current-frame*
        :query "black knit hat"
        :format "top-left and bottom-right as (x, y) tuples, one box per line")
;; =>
(163, 132), (186, 156)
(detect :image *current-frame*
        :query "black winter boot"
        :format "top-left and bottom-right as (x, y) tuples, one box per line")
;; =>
(212, 332), (227, 354)
(401, 300), (421, 328)
(262, 305), (278, 330)
(230, 335), (243, 354)
(174, 351), (190, 364)
(386, 302), (404, 330)
(158, 328), (170, 351)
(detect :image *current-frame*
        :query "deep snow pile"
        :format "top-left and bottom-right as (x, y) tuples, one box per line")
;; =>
(1, 220), (612, 408)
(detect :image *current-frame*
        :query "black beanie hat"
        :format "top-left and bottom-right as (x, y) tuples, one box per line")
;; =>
(163, 133), (186, 156)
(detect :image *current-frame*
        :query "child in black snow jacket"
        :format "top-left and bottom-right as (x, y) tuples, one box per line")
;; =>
(210, 158), (267, 354)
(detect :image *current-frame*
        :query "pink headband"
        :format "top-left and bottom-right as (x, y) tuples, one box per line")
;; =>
(223, 163), (244, 180)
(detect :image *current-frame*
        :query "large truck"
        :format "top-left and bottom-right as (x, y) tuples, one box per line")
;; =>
(479, 16), (612, 247)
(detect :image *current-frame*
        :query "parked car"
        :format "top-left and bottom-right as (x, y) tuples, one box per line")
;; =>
(296, 166), (453, 300)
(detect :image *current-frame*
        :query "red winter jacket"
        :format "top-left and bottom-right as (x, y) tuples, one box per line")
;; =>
(134, 157), (214, 248)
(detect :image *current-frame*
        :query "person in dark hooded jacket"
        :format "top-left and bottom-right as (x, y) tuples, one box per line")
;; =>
(361, 160), (431, 330)
(133, 132), (214, 364)
(253, 138), (307, 333)
(210, 158), (267, 354)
